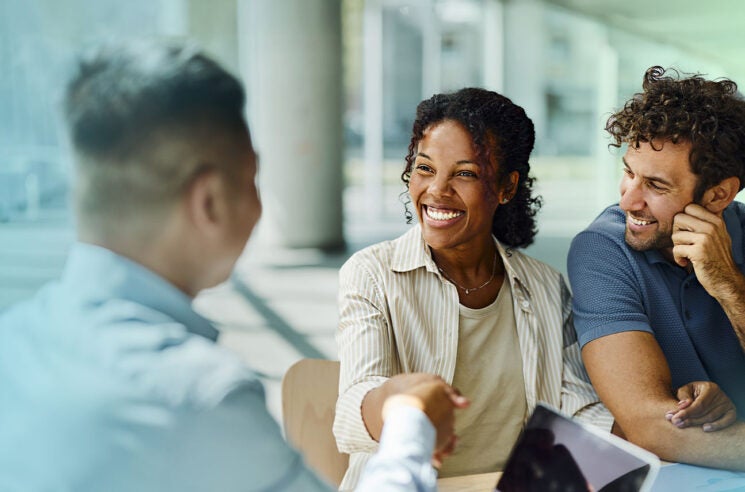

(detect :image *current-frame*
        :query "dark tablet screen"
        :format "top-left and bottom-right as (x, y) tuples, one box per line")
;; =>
(496, 405), (657, 492)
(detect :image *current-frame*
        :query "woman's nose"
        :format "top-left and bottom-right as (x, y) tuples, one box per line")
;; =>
(428, 174), (452, 196)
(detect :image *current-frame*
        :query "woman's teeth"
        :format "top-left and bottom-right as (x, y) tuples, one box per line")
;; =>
(426, 207), (463, 221)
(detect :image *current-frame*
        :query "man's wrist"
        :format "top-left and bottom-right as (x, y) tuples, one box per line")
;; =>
(714, 271), (745, 310)
(382, 394), (425, 421)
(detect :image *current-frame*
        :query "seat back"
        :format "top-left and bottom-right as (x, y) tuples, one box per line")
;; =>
(281, 358), (349, 486)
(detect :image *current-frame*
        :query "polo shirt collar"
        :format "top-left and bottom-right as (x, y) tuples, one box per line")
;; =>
(643, 248), (668, 266)
(62, 242), (219, 341)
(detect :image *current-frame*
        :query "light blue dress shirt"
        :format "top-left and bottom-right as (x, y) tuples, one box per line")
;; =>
(0, 243), (437, 492)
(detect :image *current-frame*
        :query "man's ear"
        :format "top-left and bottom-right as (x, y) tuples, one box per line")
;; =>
(185, 168), (224, 232)
(701, 176), (740, 214)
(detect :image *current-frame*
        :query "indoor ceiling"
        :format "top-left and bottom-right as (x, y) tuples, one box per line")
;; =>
(544, 0), (745, 79)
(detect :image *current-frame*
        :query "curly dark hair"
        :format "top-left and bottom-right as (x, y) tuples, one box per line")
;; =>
(606, 66), (745, 201)
(401, 87), (541, 248)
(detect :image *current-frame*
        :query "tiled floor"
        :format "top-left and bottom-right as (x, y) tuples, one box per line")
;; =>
(195, 249), (348, 420)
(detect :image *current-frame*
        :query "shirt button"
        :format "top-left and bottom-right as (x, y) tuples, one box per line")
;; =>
(521, 300), (530, 309)
(685, 310), (692, 320)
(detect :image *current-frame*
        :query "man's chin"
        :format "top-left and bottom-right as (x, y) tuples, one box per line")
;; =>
(624, 229), (671, 252)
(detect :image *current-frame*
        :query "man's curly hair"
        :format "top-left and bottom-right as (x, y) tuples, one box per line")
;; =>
(606, 66), (745, 201)
(401, 87), (541, 248)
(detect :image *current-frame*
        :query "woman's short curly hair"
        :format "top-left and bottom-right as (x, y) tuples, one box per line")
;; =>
(401, 87), (541, 248)
(606, 66), (745, 201)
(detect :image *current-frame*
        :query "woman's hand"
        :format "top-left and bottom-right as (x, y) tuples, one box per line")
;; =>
(364, 373), (469, 453)
(382, 377), (469, 464)
(665, 381), (737, 432)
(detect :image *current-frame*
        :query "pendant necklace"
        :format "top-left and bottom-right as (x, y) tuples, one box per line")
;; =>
(437, 251), (498, 295)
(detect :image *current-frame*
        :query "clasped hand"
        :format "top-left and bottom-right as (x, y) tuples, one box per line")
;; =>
(666, 381), (737, 432)
(382, 373), (470, 467)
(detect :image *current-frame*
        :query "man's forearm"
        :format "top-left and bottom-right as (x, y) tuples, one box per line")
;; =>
(623, 416), (745, 471)
(582, 332), (745, 472)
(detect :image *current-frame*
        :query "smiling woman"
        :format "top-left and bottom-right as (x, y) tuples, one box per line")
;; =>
(333, 87), (613, 491)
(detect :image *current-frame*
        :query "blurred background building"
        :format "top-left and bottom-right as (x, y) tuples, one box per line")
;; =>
(2, 0), (745, 416)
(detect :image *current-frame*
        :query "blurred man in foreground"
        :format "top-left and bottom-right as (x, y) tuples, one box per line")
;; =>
(0, 42), (467, 491)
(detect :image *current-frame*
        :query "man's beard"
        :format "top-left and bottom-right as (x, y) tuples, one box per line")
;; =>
(624, 225), (673, 252)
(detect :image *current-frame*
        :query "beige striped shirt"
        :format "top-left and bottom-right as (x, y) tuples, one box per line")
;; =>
(333, 225), (612, 490)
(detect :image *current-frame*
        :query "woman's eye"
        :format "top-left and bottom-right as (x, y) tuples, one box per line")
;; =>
(457, 170), (477, 178)
(415, 163), (433, 173)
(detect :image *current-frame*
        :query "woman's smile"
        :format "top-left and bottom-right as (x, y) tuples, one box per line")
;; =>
(423, 205), (465, 226)
(409, 120), (499, 251)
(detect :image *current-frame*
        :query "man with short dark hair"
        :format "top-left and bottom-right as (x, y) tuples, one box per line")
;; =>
(568, 66), (745, 469)
(0, 42), (466, 491)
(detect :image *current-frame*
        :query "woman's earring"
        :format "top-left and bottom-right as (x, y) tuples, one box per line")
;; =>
(501, 197), (509, 204)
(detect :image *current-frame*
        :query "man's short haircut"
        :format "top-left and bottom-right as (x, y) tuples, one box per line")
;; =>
(64, 41), (248, 232)
(606, 66), (745, 201)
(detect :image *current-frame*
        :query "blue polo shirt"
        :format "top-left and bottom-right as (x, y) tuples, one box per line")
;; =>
(568, 203), (745, 413)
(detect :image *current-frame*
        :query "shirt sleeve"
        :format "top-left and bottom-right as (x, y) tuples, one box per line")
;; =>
(165, 378), (333, 492)
(557, 273), (615, 432)
(567, 230), (653, 349)
(356, 406), (438, 492)
(178, 376), (437, 492)
(334, 254), (399, 455)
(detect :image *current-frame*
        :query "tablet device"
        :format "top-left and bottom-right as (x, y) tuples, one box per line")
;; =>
(496, 403), (660, 492)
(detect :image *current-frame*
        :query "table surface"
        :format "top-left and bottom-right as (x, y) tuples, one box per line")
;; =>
(437, 472), (501, 492)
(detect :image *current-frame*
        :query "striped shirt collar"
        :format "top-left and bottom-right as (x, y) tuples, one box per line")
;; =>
(389, 224), (533, 299)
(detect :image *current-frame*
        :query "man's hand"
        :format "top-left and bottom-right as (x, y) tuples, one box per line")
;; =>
(381, 374), (469, 466)
(672, 204), (743, 299)
(665, 381), (737, 432)
(672, 203), (745, 351)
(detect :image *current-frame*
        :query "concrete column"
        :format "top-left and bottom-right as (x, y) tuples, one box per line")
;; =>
(185, 0), (239, 74)
(594, 39), (619, 211)
(362, 0), (384, 222)
(481, 0), (504, 92)
(420, 3), (441, 98)
(503, 0), (547, 151)
(238, 0), (344, 249)
(159, 0), (188, 36)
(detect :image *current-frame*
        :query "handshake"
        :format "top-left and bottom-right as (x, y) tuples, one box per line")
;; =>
(376, 373), (471, 466)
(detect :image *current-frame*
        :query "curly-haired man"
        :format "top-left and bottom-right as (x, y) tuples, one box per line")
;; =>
(568, 66), (745, 469)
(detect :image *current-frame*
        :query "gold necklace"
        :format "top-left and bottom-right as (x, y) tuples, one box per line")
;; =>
(437, 251), (498, 295)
